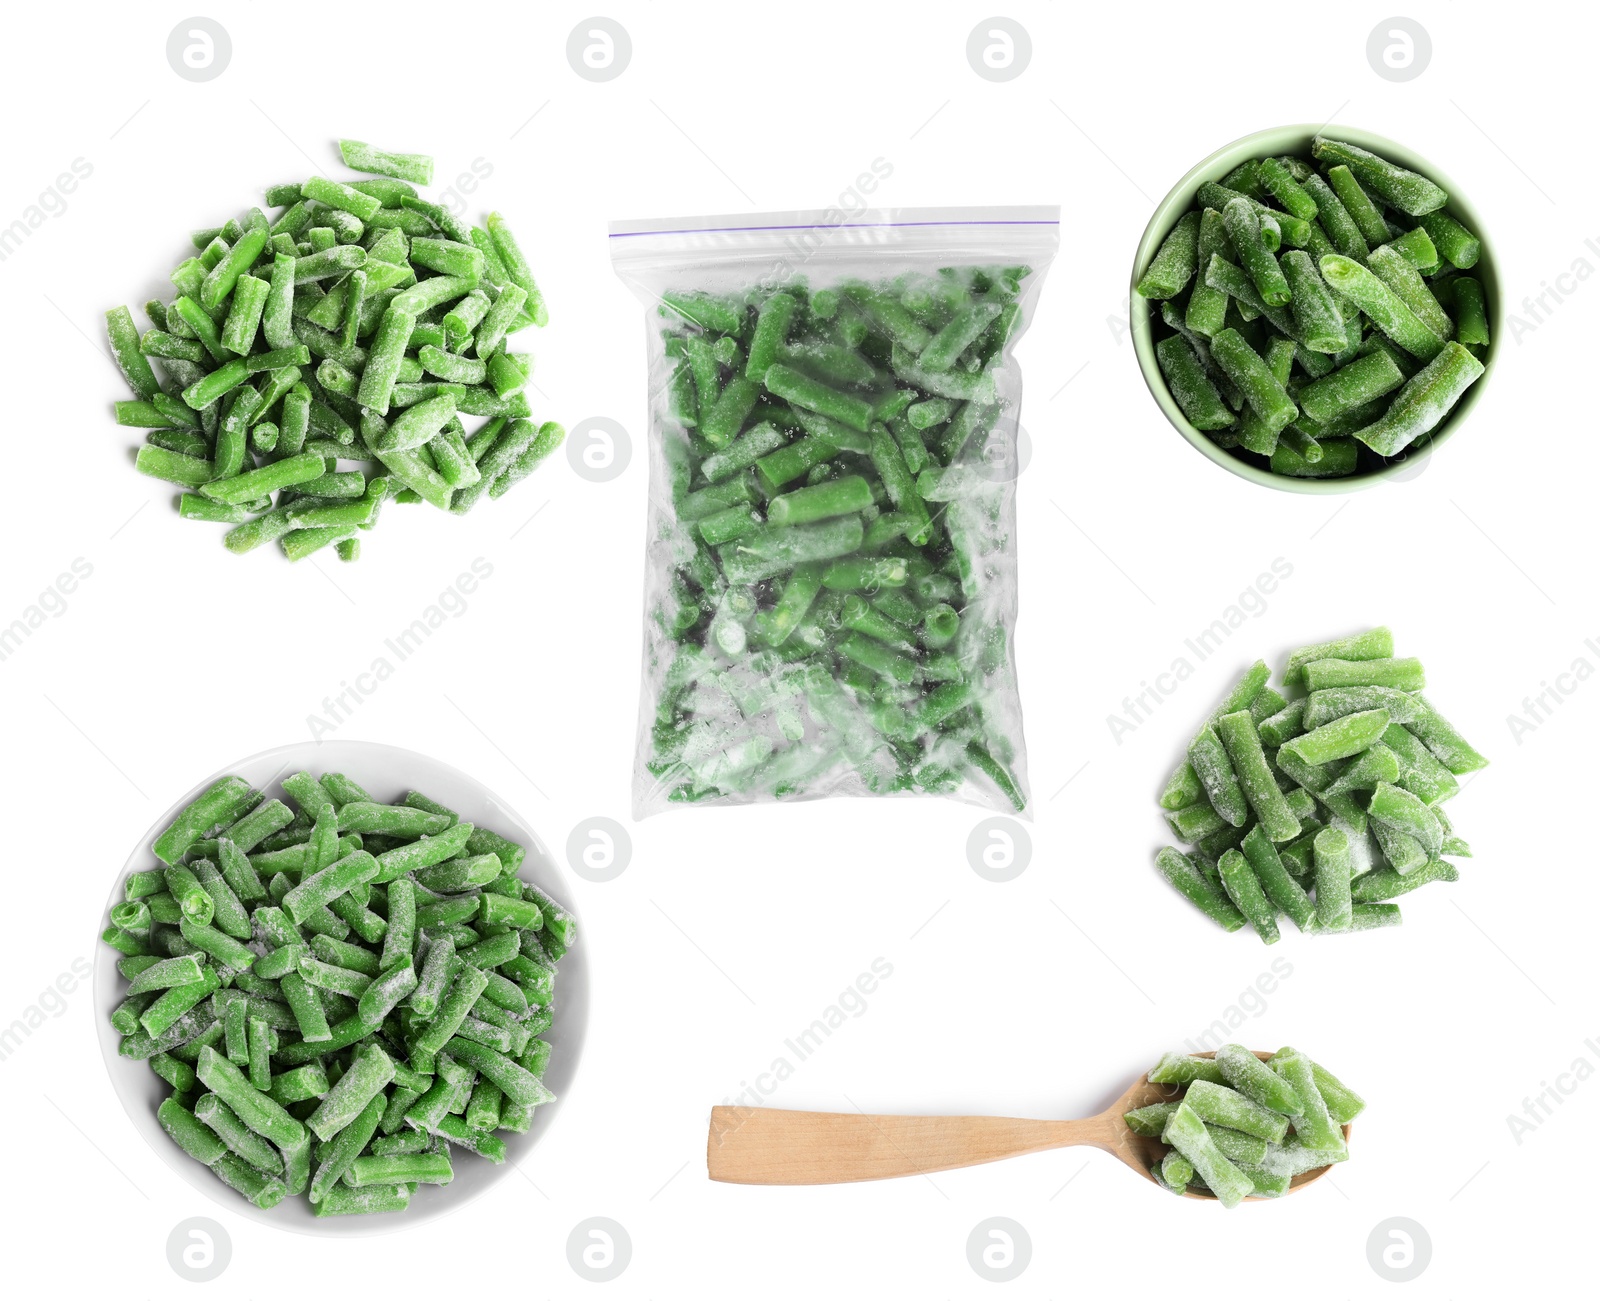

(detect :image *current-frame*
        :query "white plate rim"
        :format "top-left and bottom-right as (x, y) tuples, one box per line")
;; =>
(93, 738), (589, 1236)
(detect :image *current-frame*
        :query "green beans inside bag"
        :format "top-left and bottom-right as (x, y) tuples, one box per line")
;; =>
(611, 208), (1058, 815)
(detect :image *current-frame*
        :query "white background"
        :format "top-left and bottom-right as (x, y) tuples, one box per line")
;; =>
(0, 2), (1592, 1294)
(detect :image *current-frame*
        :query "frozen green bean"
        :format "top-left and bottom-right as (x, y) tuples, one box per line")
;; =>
(1349, 341), (1485, 457)
(1222, 198), (1290, 308)
(1271, 1049), (1347, 1154)
(339, 140), (433, 185)
(1215, 1042), (1303, 1115)
(1281, 708), (1391, 764)
(1311, 137), (1447, 215)
(1136, 210), (1201, 300)
(1154, 847), (1245, 931)
(1162, 1102), (1255, 1208)
(1406, 694), (1489, 774)
(1147, 1053), (1226, 1087)
(1216, 710), (1300, 841)
(1210, 329), (1298, 435)
(1218, 849), (1280, 944)
(1155, 334), (1232, 431)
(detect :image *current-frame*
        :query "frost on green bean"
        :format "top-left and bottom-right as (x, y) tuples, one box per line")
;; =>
(102, 768), (574, 1216)
(108, 140), (560, 561)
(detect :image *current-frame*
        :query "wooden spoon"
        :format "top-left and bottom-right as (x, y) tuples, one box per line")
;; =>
(706, 1051), (1349, 1200)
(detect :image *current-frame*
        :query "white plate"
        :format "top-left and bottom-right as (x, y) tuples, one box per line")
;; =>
(93, 739), (588, 1235)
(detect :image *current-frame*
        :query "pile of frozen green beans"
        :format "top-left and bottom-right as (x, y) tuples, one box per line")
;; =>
(102, 770), (573, 1216)
(1137, 135), (1489, 477)
(1126, 1047), (1363, 1207)
(107, 139), (563, 562)
(643, 269), (1031, 810)
(1154, 628), (1486, 940)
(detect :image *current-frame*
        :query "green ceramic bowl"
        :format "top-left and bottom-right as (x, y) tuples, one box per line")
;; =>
(1130, 124), (1499, 493)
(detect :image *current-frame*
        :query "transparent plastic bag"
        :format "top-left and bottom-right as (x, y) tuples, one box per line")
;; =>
(610, 207), (1059, 817)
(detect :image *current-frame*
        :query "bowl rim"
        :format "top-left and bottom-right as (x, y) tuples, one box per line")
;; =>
(1129, 122), (1500, 494)
(93, 738), (589, 1237)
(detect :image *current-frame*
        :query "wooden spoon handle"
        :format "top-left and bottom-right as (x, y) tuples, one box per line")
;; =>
(707, 1107), (1110, 1185)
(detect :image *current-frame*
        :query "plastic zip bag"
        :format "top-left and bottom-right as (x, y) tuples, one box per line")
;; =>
(611, 207), (1058, 817)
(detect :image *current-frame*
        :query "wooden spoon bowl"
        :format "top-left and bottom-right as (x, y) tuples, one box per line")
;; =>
(707, 1050), (1350, 1201)
(1104, 1050), (1352, 1200)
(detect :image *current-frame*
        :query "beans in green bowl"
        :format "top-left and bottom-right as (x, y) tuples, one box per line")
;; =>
(1131, 127), (1495, 490)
